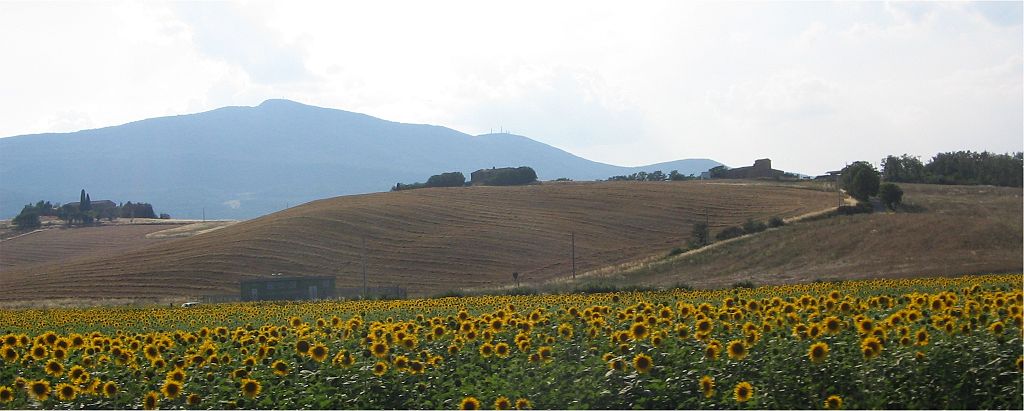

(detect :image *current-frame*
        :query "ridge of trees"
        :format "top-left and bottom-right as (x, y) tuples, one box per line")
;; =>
(393, 172), (467, 191)
(607, 170), (698, 182)
(472, 167), (537, 186)
(881, 151), (1022, 187)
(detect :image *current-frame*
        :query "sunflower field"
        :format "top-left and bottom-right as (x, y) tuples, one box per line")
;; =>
(0, 274), (1021, 409)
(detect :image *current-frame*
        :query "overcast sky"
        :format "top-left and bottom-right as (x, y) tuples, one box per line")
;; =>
(1, 1), (1021, 175)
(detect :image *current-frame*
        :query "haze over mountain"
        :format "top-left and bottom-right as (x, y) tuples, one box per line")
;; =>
(0, 99), (721, 219)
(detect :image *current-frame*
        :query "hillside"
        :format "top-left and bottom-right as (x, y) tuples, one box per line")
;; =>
(0, 99), (721, 220)
(0, 181), (836, 301)
(571, 183), (1023, 290)
(0, 220), (237, 274)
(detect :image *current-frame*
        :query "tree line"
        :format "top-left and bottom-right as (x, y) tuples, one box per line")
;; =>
(881, 151), (1022, 187)
(11, 189), (164, 230)
(393, 172), (467, 191)
(393, 167), (540, 191)
(607, 170), (698, 182)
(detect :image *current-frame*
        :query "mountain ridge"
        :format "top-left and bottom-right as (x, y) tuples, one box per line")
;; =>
(0, 99), (723, 219)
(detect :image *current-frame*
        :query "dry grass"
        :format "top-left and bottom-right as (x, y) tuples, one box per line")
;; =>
(572, 183), (1022, 290)
(0, 181), (835, 300)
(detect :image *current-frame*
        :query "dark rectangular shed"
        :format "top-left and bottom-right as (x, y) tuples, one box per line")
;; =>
(240, 276), (336, 302)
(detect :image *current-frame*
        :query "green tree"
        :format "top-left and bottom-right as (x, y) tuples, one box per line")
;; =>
(881, 154), (925, 183)
(841, 161), (880, 202)
(878, 183), (904, 210)
(425, 172), (466, 188)
(13, 207), (41, 230)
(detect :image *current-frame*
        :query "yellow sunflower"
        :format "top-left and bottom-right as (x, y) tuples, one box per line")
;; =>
(479, 342), (495, 358)
(44, 359), (64, 377)
(460, 396), (481, 410)
(493, 396), (512, 410)
(699, 375), (715, 398)
(630, 322), (649, 340)
(161, 379), (182, 399)
(142, 391), (159, 410)
(186, 394), (202, 406)
(28, 379), (51, 401)
(824, 395), (843, 409)
(55, 383), (76, 402)
(309, 343), (329, 363)
(370, 341), (389, 358)
(372, 361), (388, 376)
(733, 381), (754, 403)
(271, 360), (289, 376)
(0, 386), (13, 403)
(102, 381), (118, 398)
(726, 340), (747, 361)
(240, 378), (261, 398)
(808, 341), (829, 364)
(495, 342), (511, 358)
(633, 353), (653, 374)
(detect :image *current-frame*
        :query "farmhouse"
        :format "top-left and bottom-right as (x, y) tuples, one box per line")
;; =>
(240, 275), (335, 301)
(710, 159), (787, 179)
(65, 200), (117, 213)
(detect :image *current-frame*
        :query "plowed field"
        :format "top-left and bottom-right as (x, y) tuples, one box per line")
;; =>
(0, 181), (836, 300)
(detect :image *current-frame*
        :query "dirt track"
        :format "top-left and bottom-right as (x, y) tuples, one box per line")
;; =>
(585, 183), (1023, 290)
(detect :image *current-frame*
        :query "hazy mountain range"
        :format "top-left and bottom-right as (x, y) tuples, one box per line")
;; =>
(0, 99), (722, 219)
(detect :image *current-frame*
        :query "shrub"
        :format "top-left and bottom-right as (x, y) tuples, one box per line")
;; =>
(715, 226), (745, 241)
(731, 280), (755, 289)
(835, 203), (873, 215)
(768, 216), (785, 228)
(742, 219), (767, 234)
(667, 247), (685, 257)
(878, 183), (904, 210)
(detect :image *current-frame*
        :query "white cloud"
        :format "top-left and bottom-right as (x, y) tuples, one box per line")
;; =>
(0, 1), (1019, 175)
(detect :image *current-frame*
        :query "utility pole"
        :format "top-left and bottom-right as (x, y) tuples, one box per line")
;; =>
(362, 236), (368, 298)
(704, 206), (709, 246)
(571, 232), (576, 280)
(836, 173), (843, 207)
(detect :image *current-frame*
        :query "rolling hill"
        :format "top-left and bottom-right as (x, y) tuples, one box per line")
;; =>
(0, 181), (837, 301)
(0, 99), (721, 220)
(569, 183), (1023, 290)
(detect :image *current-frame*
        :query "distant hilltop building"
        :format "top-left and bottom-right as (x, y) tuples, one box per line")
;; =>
(65, 200), (117, 212)
(709, 159), (787, 179)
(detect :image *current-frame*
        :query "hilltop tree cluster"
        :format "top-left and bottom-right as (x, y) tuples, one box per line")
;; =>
(607, 170), (697, 182)
(11, 189), (161, 230)
(393, 172), (467, 191)
(881, 151), (1022, 187)
(473, 166), (538, 186)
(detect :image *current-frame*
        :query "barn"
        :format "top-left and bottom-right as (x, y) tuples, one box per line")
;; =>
(240, 275), (336, 302)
